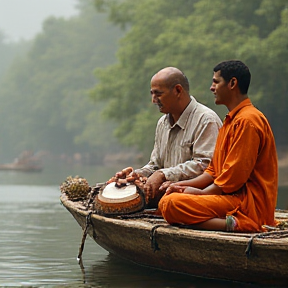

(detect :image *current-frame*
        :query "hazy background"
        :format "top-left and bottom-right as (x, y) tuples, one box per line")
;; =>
(0, 0), (287, 185)
(0, 2), (287, 285)
(0, 0), (126, 166)
(0, 0), (78, 42)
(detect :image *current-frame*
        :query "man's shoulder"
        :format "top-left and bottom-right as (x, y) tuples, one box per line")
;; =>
(234, 104), (271, 130)
(196, 102), (216, 114)
(192, 98), (222, 123)
(237, 104), (265, 120)
(191, 96), (215, 113)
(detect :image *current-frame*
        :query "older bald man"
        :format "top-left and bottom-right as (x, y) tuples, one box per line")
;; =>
(115, 67), (222, 208)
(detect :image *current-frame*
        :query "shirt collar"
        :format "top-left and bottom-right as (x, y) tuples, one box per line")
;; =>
(225, 98), (252, 121)
(166, 96), (196, 129)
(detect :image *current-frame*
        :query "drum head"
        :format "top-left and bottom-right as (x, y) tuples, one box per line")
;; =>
(98, 182), (139, 203)
(94, 182), (145, 216)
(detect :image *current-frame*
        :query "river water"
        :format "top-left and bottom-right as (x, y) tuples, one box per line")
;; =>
(0, 162), (287, 287)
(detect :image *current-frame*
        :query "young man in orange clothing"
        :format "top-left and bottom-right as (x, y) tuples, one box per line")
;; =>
(158, 60), (278, 232)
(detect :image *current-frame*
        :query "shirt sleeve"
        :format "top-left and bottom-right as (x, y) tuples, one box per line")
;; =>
(214, 119), (260, 193)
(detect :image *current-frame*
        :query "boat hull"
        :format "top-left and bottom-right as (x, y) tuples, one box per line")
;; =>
(61, 194), (288, 286)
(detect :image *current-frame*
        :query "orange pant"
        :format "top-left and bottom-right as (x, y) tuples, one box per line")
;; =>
(159, 192), (242, 224)
(159, 192), (266, 232)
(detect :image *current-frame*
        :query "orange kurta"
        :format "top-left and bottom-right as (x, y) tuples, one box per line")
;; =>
(159, 99), (278, 232)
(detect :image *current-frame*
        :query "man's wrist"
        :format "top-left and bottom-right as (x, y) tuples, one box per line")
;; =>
(135, 168), (152, 178)
(156, 170), (166, 181)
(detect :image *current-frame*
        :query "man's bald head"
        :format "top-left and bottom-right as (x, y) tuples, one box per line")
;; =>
(152, 67), (190, 93)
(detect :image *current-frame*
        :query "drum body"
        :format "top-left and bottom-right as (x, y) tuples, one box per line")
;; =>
(94, 182), (145, 215)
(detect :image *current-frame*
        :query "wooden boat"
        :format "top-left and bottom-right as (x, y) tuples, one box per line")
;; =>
(60, 193), (288, 286)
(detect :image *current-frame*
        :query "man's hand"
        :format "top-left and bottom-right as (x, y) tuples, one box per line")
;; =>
(143, 170), (166, 205)
(115, 167), (133, 179)
(159, 181), (173, 192)
(166, 184), (187, 195)
(107, 167), (134, 184)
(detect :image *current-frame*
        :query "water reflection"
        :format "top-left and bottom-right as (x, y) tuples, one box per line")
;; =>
(0, 163), (287, 287)
(82, 254), (263, 288)
(0, 186), (92, 286)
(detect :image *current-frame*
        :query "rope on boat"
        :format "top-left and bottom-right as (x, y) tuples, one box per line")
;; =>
(119, 213), (163, 220)
(150, 224), (169, 252)
(77, 211), (93, 263)
(84, 183), (105, 211)
(245, 229), (288, 258)
(150, 225), (161, 252)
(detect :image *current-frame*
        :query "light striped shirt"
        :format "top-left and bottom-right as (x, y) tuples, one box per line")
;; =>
(136, 96), (222, 181)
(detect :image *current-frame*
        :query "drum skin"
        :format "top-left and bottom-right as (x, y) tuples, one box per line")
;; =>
(93, 182), (145, 216)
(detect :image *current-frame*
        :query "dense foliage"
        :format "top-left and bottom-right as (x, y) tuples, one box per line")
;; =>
(0, 0), (287, 164)
(92, 0), (288, 158)
(0, 0), (123, 162)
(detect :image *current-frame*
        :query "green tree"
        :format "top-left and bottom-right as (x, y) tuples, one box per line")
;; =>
(92, 0), (199, 157)
(92, 0), (288, 158)
(253, 0), (288, 145)
(0, 0), (123, 162)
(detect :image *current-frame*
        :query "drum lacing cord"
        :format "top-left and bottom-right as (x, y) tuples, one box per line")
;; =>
(77, 211), (95, 263)
(245, 229), (288, 258)
(150, 224), (169, 252)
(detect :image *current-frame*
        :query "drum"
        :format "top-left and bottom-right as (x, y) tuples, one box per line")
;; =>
(93, 182), (145, 216)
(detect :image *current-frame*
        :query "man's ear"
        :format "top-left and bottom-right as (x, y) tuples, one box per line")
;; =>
(175, 84), (182, 94)
(230, 77), (237, 89)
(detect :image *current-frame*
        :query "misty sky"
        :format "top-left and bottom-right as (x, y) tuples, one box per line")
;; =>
(0, 0), (78, 42)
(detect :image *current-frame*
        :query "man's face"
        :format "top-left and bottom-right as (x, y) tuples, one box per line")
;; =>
(150, 76), (176, 114)
(210, 70), (230, 106)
